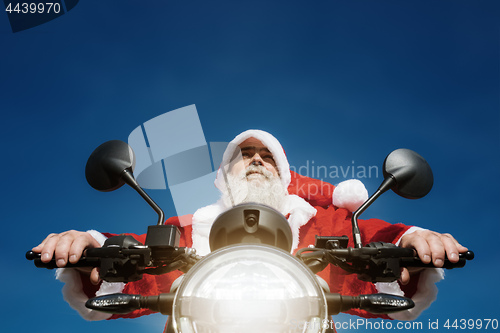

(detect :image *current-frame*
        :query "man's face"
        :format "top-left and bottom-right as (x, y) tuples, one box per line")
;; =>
(223, 137), (286, 210)
(230, 137), (280, 180)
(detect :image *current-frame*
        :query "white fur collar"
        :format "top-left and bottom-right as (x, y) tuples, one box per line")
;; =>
(190, 195), (317, 256)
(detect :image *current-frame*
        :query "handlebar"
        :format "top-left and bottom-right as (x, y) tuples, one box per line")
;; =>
(399, 250), (474, 268)
(27, 234), (473, 284)
(26, 250), (101, 269)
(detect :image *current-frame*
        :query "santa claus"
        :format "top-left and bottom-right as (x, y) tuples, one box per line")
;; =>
(32, 129), (467, 326)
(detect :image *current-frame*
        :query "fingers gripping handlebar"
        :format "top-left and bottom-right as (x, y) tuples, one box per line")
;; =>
(26, 233), (201, 283)
(26, 250), (101, 269)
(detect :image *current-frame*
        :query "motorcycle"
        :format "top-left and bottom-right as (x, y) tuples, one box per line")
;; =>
(26, 140), (474, 333)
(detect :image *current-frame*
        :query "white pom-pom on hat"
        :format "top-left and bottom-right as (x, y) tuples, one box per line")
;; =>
(332, 179), (368, 212)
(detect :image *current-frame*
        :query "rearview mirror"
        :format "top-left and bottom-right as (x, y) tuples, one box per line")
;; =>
(351, 148), (433, 248)
(85, 140), (135, 192)
(85, 140), (165, 225)
(382, 148), (433, 199)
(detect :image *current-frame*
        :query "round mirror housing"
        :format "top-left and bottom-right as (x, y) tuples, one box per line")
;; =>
(382, 148), (433, 199)
(85, 140), (136, 192)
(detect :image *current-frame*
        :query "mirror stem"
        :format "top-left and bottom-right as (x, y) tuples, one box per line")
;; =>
(121, 169), (165, 225)
(351, 177), (396, 248)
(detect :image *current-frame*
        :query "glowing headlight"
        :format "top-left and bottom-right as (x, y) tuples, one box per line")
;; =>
(173, 244), (327, 333)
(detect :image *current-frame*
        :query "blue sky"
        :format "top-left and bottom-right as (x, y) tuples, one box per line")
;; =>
(1, 1), (499, 332)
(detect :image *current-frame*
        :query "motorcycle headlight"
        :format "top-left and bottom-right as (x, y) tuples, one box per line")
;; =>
(172, 244), (327, 333)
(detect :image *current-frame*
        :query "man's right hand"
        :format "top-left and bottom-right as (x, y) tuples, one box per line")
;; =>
(32, 230), (102, 285)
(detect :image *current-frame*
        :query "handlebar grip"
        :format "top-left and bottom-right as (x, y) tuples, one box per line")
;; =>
(26, 251), (100, 269)
(461, 251), (475, 260)
(401, 251), (474, 269)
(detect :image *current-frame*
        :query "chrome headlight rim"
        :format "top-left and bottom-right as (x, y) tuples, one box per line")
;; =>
(172, 243), (327, 333)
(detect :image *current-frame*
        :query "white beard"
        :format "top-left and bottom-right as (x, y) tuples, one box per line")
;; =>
(221, 165), (287, 212)
(192, 165), (317, 256)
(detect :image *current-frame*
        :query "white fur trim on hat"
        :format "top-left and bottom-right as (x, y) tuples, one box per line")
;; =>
(55, 230), (125, 321)
(214, 130), (291, 191)
(375, 226), (444, 321)
(332, 179), (369, 212)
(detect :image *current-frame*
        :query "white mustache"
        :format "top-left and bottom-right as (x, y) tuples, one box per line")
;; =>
(244, 165), (273, 179)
